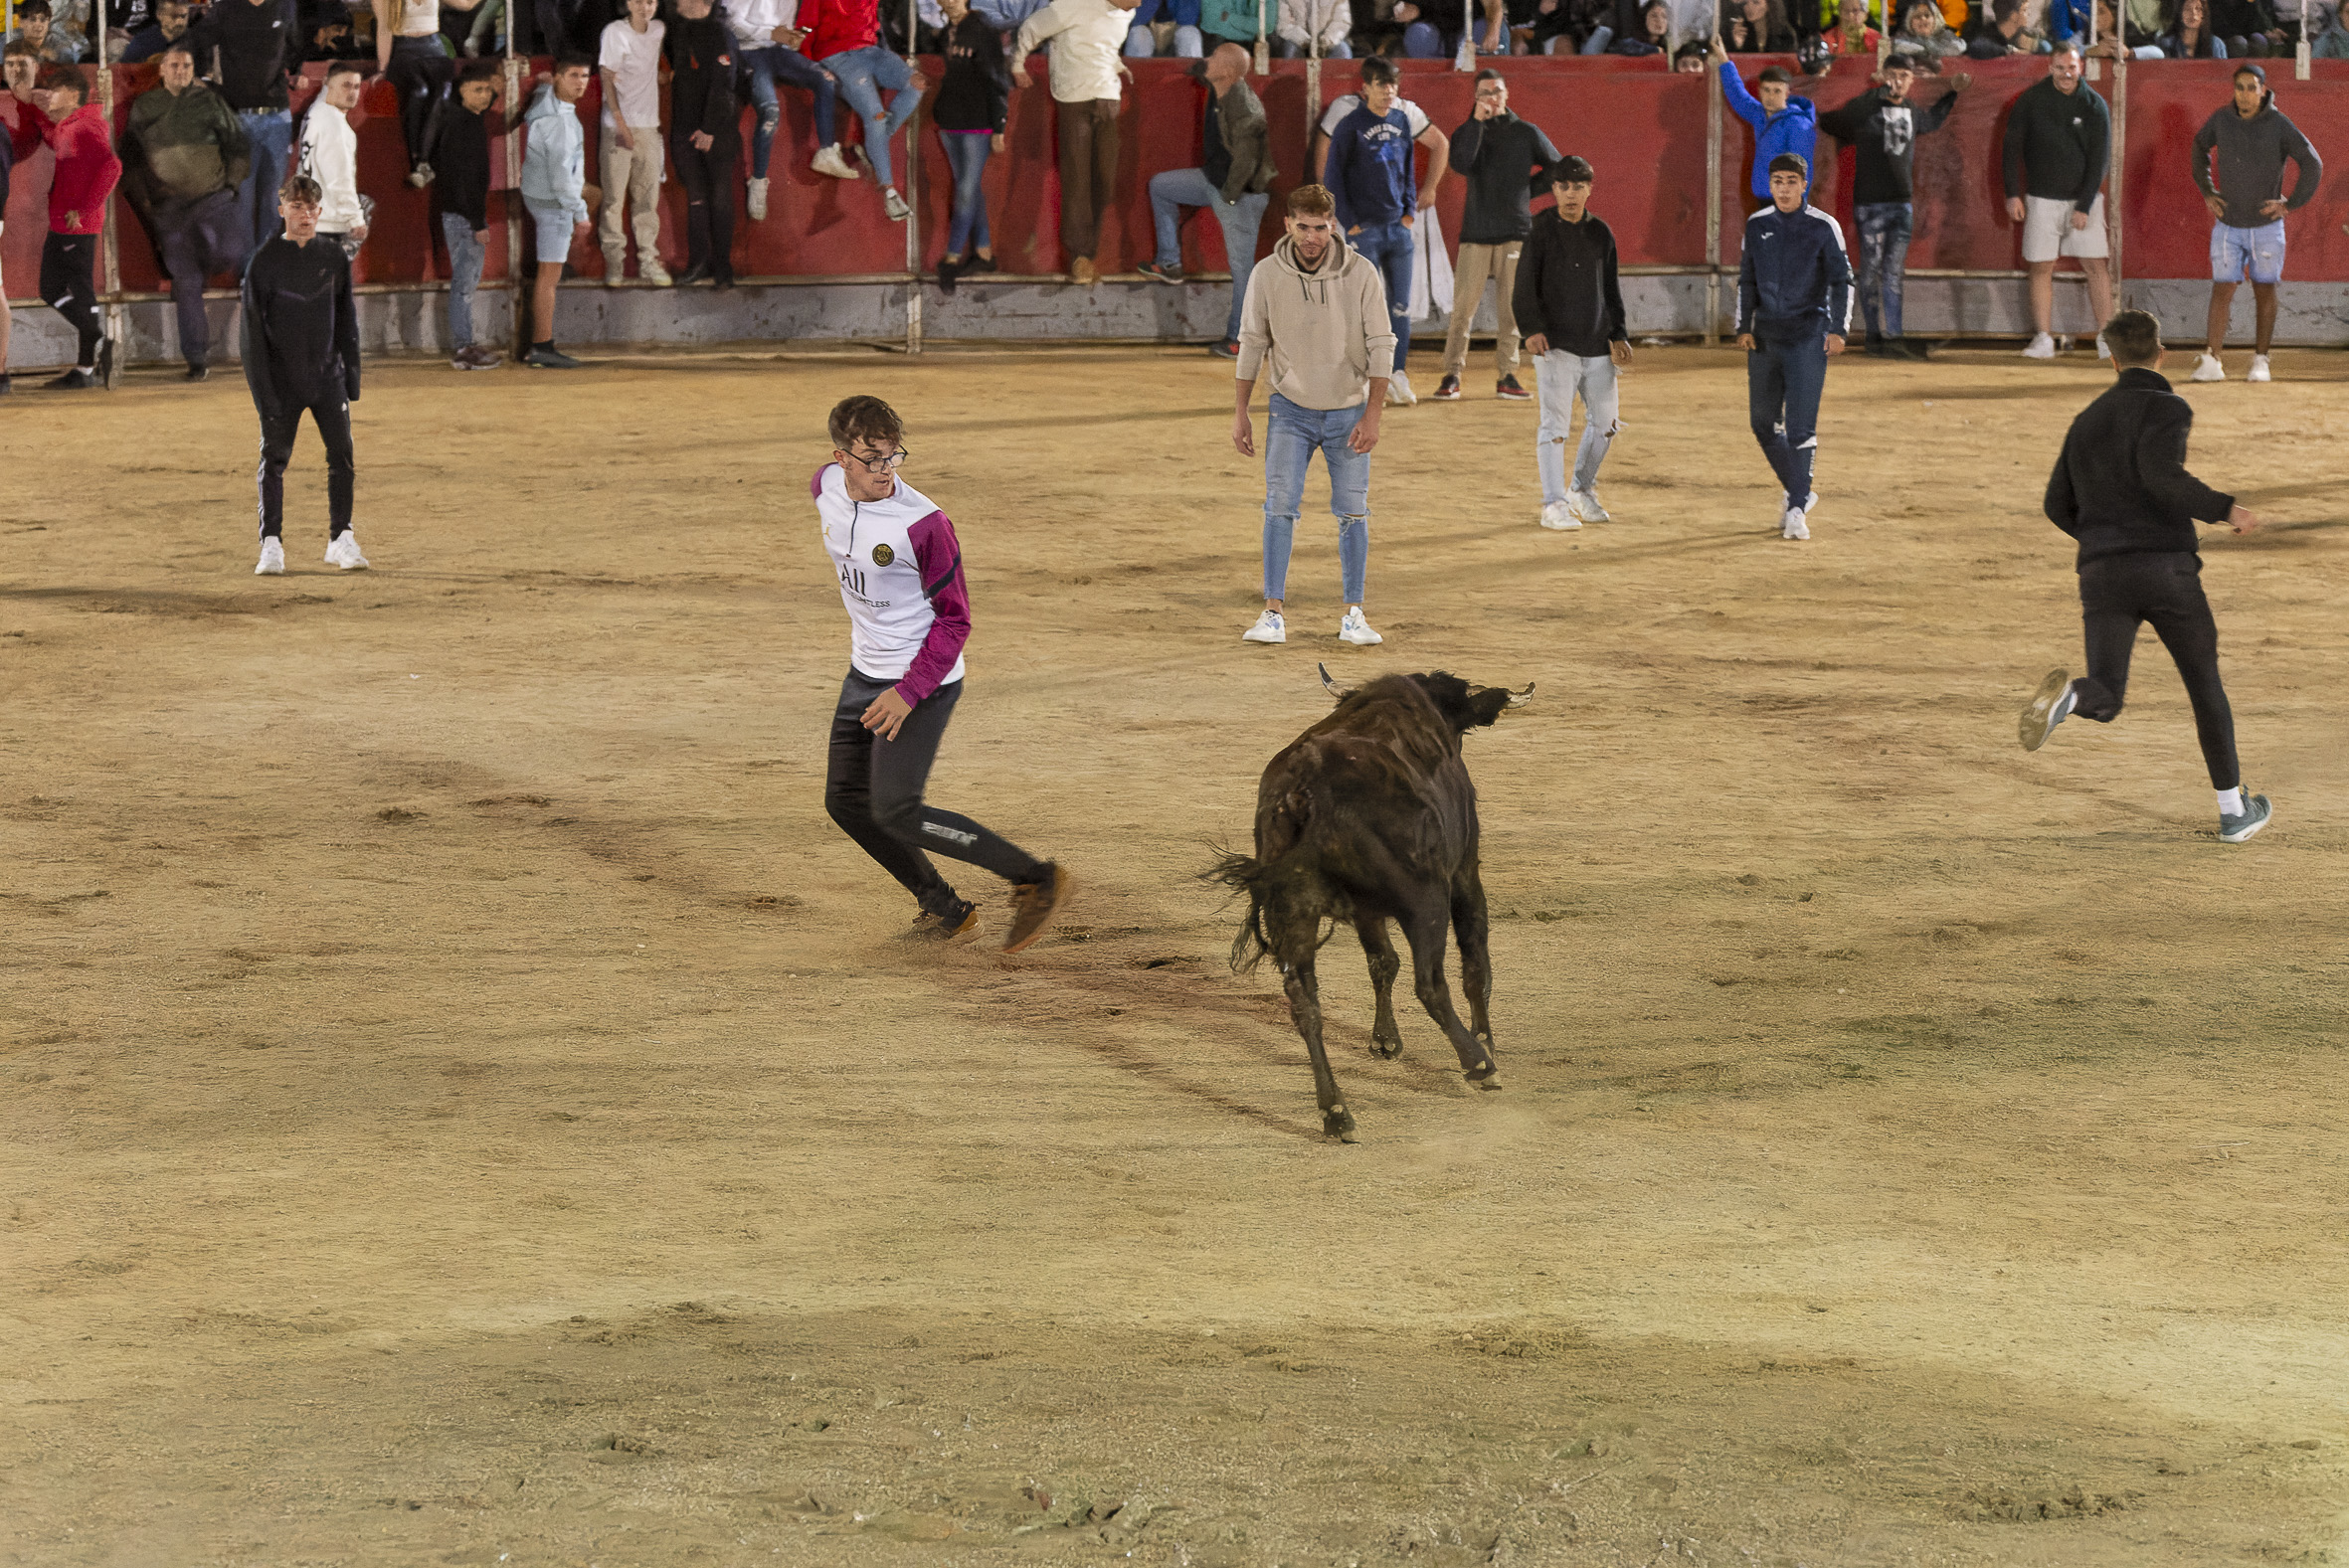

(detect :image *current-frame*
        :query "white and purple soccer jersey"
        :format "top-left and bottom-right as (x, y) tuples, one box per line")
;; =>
(812, 462), (971, 702)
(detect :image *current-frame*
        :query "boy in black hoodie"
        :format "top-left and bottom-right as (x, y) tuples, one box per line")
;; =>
(243, 174), (367, 576)
(2021, 309), (2270, 843)
(665, 0), (738, 286)
(435, 59), (504, 368)
(1512, 154), (1628, 532)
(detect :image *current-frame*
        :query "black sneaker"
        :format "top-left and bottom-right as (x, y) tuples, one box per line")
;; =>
(1897, 338), (1932, 361)
(960, 254), (996, 275)
(905, 898), (981, 942)
(1433, 373), (1462, 401)
(525, 346), (583, 369)
(2018, 668), (2075, 752)
(937, 256), (960, 294)
(0, 373), (12, 397)
(97, 335), (117, 389)
(674, 261), (712, 286)
(1496, 375), (1531, 401)
(49, 367), (96, 390)
(1137, 260), (1182, 284)
(2219, 793), (2273, 843)
(184, 363), (209, 382)
(1002, 863), (1070, 955)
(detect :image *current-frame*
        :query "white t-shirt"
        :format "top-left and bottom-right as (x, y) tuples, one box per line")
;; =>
(599, 18), (666, 129)
(1320, 93), (1430, 137)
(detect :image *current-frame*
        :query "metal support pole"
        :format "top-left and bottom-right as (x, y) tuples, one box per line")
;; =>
(905, 0), (922, 352)
(1705, 54), (1720, 345)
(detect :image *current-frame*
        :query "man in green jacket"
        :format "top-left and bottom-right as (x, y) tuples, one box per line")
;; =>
(1138, 44), (1273, 359)
(124, 40), (249, 379)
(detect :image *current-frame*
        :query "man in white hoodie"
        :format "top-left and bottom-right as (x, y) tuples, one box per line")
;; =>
(1012, 0), (1138, 285)
(1231, 182), (1393, 649)
(296, 60), (368, 253)
(519, 55), (593, 367)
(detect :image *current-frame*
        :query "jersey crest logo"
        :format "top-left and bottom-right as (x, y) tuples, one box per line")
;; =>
(871, 543), (895, 567)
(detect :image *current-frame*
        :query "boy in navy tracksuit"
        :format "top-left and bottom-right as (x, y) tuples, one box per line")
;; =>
(1324, 57), (1420, 403)
(1735, 151), (1850, 542)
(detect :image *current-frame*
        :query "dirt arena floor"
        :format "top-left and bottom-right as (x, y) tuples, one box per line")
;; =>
(5, 339), (2348, 1568)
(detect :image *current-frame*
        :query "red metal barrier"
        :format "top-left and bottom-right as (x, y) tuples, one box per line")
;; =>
(10, 54), (2349, 316)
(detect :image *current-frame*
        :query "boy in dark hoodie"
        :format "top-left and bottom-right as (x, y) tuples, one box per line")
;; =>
(2188, 63), (2321, 385)
(243, 174), (368, 576)
(434, 58), (505, 368)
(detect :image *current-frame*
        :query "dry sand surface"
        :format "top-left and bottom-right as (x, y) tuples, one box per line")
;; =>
(4, 342), (2348, 1568)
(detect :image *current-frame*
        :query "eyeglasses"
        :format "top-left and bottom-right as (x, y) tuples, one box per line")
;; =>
(842, 446), (910, 472)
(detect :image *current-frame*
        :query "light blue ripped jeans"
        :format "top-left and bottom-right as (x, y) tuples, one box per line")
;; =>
(1534, 350), (1619, 502)
(1263, 393), (1371, 604)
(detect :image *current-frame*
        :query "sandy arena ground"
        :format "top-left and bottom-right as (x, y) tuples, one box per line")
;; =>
(4, 340), (2348, 1568)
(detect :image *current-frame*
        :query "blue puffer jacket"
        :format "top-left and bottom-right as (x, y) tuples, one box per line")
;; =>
(1718, 60), (1819, 199)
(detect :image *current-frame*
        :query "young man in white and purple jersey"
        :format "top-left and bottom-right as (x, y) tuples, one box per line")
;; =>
(813, 395), (1070, 949)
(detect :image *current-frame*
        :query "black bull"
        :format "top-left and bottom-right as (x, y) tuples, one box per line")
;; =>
(1208, 670), (1531, 1142)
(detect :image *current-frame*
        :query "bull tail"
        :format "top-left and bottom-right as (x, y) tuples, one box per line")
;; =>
(1202, 827), (1350, 976)
(1203, 848), (1277, 973)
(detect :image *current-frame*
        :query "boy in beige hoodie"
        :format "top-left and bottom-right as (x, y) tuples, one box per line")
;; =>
(1231, 183), (1395, 649)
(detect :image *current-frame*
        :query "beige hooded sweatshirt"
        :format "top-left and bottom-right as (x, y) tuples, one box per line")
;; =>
(1235, 229), (1397, 413)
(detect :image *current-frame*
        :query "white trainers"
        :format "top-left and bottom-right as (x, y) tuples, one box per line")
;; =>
(325, 532), (370, 571)
(1241, 610), (1286, 644)
(811, 144), (856, 180)
(2248, 354), (2272, 383)
(1338, 608), (1383, 645)
(746, 176), (770, 221)
(255, 537), (285, 575)
(1566, 489), (1610, 524)
(1538, 500), (1581, 531)
(883, 187), (912, 223)
(2022, 332), (2057, 360)
(1384, 370), (1417, 407)
(2095, 331), (2111, 360)
(2192, 353), (2226, 382)
(641, 259), (673, 287)
(1780, 506), (1810, 541)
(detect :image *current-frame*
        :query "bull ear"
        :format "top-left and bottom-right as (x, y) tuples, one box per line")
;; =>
(1465, 687), (1513, 728)
(1318, 662), (1352, 703)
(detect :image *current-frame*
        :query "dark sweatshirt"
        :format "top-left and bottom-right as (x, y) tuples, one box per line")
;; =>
(665, 9), (740, 158)
(1512, 208), (1625, 358)
(124, 79), (252, 209)
(934, 11), (1008, 133)
(1324, 104), (1415, 233)
(433, 100), (503, 232)
(2002, 76), (2108, 213)
(241, 233), (361, 415)
(1446, 108), (1559, 246)
(2044, 367), (2235, 568)
(195, 0), (299, 111)
(2191, 95), (2320, 230)
(1817, 83), (1958, 206)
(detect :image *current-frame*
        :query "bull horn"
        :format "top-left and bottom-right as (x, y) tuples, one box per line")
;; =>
(1505, 682), (1536, 708)
(1318, 662), (1352, 702)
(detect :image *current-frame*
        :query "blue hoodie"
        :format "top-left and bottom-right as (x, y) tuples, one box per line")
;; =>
(1718, 60), (1819, 199)
(1325, 103), (1416, 233)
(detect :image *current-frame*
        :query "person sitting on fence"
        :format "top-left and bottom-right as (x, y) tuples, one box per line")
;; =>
(2306, 0), (2349, 51)
(1521, 0), (1607, 54)
(190, 0), (304, 261)
(1723, 0), (1800, 49)
(297, 60), (369, 255)
(1137, 43), (1273, 356)
(5, 1), (82, 62)
(1012, 0), (1139, 284)
(1967, 0), (2051, 54)
(10, 61), (119, 387)
(373, 0), (455, 188)
(1436, 68), (1558, 403)
(1716, 44), (1817, 213)
(435, 58), (502, 368)
(801, 0), (927, 224)
(520, 54), (594, 367)
(597, 0), (670, 285)
(667, 0), (742, 288)
(1390, 0), (1450, 55)
(1889, 0), (1966, 54)
(1126, 0), (1204, 53)
(121, 0), (193, 59)
(2208, 0), (2280, 54)
(1609, 0), (1672, 53)
(2165, 0), (2232, 55)
(731, 0), (853, 224)
(934, 0), (1009, 293)
(1193, 0), (1263, 52)
(1275, 0), (1348, 54)
(124, 39), (252, 382)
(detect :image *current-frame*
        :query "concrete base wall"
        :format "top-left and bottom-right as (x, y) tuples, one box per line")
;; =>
(9, 274), (2346, 371)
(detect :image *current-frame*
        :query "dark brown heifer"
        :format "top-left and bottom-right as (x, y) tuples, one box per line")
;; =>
(1208, 670), (1530, 1142)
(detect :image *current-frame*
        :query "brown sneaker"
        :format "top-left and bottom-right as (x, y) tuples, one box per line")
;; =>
(1002, 863), (1070, 954)
(904, 899), (981, 943)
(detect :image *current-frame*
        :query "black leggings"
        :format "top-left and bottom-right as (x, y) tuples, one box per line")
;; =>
(40, 233), (103, 366)
(2074, 551), (2240, 789)
(824, 670), (1045, 916)
(257, 397), (355, 541)
(387, 34), (453, 173)
(670, 129), (738, 280)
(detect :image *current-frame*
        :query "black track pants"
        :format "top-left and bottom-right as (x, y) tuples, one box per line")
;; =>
(2073, 551), (2240, 790)
(40, 233), (103, 365)
(257, 398), (355, 540)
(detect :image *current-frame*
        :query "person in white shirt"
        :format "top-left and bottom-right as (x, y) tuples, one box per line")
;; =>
(598, 0), (670, 284)
(1012, 0), (1140, 285)
(297, 61), (368, 253)
(729, 0), (852, 221)
(1277, 0), (1351, 55)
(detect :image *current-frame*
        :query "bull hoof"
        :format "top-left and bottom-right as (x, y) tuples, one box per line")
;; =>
(1463, 1058), (1499, 1085)
(1325, 1105), (1358, 1142)
(1369, 1037), (1403, 1060)
(1473, 1075), (1503, 1092)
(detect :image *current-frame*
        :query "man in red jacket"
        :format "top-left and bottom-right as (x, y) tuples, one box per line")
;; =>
(796, 0), (920, 222)
(9, 64), (122, 388)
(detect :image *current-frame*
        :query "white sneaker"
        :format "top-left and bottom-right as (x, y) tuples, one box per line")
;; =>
(2095, 331), (2111, 360)
(1241, 610), (1286, 644)
(1338, 608), (1383, 645)
(883, 187), (912, 223)
(746, 176), (770, 221)
(2248, 354), (2272, 383)
(641, 259), (672, 287)
(1538, 501), (1581, 531)
(1799, 489), (1820, 515)
(1384, 370), (1417, 407)
(325, 532), (370, 571)
(1566, 489), (1610, 524)
(1780, 506), (1810, 541)
(255, 537), (284, 575)
(811, 144), (857, 180)
(2022, 332), (2057, 360)
(2192, 353), (2226, 382)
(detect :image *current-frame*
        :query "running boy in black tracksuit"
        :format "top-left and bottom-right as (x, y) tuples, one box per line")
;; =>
(2020, 308), (2271, 843)
(242, 174), (367, 576)
(1735, 151), (1850, 542)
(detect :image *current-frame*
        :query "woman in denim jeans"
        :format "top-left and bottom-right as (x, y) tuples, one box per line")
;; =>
(934, 0), (1008, 290)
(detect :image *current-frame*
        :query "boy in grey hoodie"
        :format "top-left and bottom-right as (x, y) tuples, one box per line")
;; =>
(521, 55), (594, 368)
(1231, 182), (1395, 649)
(2189, 63), (2320, 385)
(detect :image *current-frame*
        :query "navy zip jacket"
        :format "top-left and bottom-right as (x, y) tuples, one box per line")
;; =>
(1324, 104), (1415, 233)
(2045, 366), (2236, 568)
(1736, 204), (1852, 340)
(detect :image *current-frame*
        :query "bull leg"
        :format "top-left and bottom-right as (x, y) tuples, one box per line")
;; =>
(1280, 956), (1357, 1142)
(1354, 915), (1404, 1059)
(1399, 901), (1499, 1087)
(1451, 864), (1497, 1067)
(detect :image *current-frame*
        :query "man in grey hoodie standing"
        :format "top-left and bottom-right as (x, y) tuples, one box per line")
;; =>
(2189, 63), (2320, 386)
(1231, 182), (1394, 649)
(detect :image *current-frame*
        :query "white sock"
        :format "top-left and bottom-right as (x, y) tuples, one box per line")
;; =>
(2217, 786), (2244, 816)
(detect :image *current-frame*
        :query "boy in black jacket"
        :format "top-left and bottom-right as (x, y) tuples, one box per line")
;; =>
(1816, 59), (1966, 359)
(1513, 154), (1628, 531)
(2020, 309), (2270, 842)
(243, 175), (367, 576)
(435, 60), (504, 369)
(665, 0), (738, 287)
(1435, 70), (1559, 403)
